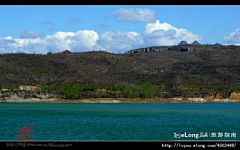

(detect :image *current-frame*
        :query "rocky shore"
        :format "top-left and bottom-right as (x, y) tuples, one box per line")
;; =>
(1, 97), (240, 103)
(1, 85), (240, 103)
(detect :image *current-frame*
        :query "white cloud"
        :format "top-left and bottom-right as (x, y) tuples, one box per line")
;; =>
(0, 30), (99, 54)
(142, 20), (203, 46)
(0, 20), (203, 54)
(222, 28), (240, 44)
(0, 36), (17, 53)
(46, 31), (75, 39)
(96, 30), (144, 53)
(44, 30), (99, 53)
(5, 36), (13, 40)
(71, 30), (99, 51)
(44, 32), (75, 52)
(107, 8), (157, 23)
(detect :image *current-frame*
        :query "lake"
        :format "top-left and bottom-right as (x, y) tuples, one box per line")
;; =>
(0, 103), (239, 141)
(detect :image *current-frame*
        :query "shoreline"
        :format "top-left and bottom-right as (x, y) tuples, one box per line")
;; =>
(1, 97), (240, 103)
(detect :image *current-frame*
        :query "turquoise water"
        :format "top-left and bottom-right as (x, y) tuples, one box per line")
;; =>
(0, 103), (239, 141)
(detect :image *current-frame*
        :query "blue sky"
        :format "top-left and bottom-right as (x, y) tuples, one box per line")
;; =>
(1, 5), (240, 54)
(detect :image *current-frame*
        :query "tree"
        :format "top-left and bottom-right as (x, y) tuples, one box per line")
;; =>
(47, 52), (52, 55)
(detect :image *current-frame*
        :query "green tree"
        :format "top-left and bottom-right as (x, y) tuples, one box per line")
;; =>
(126, 89), (132, 98)
(111, 85), (119, 91)
(103, 93), (108, 98)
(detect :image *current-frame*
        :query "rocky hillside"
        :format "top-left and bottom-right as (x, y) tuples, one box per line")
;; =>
(0, 44), (240, 100)
(125, 41), (215, 54)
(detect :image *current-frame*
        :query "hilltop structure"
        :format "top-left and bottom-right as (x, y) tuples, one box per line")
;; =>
(178, 41), (188, 46)
(192, 41), (200, 45)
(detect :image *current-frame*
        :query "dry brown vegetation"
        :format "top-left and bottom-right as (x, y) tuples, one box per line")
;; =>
(0, 44), (240, 99)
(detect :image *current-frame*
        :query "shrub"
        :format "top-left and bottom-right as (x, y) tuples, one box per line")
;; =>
(237, 87), (240, 91)
(219, 85), (227, 91)
(62, 85), (79, 99)
(62, 50), (71, 54)
(126, 89), (132, 98)
(132, 91), (139, 98)
(110, 85), (119, 91)
(103, 93), (108, 98)
(140, 90), (149, 98)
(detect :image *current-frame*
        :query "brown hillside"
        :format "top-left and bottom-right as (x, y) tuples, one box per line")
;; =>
(0, 45), (240, 89)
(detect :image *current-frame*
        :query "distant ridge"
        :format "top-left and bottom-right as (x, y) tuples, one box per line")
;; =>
(124, 41), (240, 54)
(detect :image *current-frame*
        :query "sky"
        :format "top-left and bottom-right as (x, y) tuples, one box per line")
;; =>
(1, 5), (240, 54)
